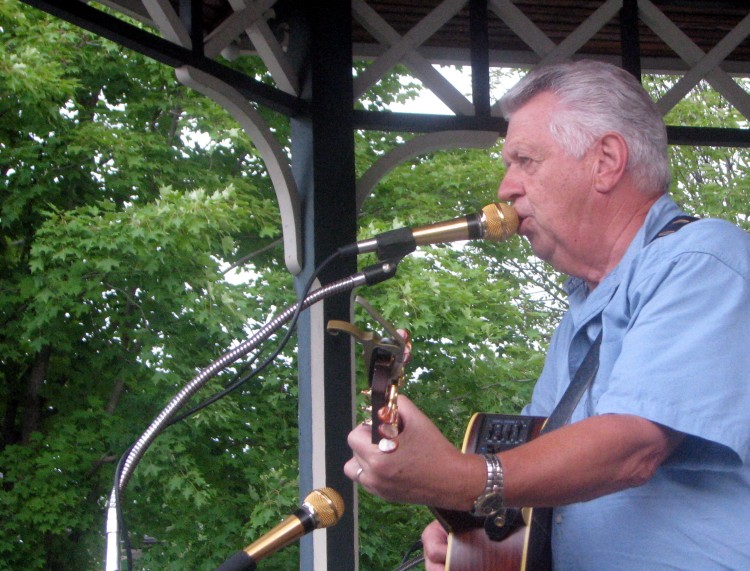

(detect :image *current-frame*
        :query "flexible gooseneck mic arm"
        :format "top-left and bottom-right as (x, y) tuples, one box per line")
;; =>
(104, 259), (399, 571)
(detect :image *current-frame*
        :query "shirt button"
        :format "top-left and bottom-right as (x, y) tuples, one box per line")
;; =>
(555, 514), (564, 524)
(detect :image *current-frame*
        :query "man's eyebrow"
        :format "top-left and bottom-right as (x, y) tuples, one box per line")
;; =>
(502, 147), (518, 163)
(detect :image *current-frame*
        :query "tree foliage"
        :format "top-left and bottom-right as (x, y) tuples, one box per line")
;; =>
(1, 3), (296, 569)
(2, 2), (750, 570)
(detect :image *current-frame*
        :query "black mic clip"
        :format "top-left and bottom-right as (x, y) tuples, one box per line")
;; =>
(361, 256), (403, 286)
(337, 227), (416, 261)
(364, 227), (416, 261)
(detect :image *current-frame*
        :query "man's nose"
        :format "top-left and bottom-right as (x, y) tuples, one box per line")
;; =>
(497, 169), (522, 202)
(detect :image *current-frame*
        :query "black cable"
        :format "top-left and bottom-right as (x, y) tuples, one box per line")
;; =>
(392, 540), (425, 571)
(168, 249), (341, 424)
(400, 539), (423, 564)
(393, 556), (426, 571)
(111, 249), (342, 570)
(112, 443), (135, 571)
(166, 348), (262, 426)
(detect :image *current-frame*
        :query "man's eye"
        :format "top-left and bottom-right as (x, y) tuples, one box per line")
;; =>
(504, 155), (534, 169)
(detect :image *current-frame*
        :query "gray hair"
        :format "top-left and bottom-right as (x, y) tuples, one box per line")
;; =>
(499, 60), (670, 195)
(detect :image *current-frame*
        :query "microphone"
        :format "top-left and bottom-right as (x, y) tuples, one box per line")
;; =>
(214, 487), (345, 571)
(338, 202), (518, 260)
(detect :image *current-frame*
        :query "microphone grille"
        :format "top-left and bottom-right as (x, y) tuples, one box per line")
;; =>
(482, 203), (518, 242)
(303, 487), (345, 529)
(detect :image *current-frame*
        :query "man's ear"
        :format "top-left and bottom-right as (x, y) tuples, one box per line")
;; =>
(593, 132), (628, 193)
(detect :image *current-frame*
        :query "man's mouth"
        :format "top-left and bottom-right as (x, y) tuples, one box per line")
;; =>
(516, 215), (528, 235)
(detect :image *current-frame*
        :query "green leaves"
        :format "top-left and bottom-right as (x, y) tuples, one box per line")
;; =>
(3, 2), (750, 569)
(1, 3), (290, 569)
(0, 424), (105, 570)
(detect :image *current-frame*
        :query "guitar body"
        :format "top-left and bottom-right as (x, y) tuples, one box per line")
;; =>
(433, 414), (553, 571)
(443, 518), (549, 571)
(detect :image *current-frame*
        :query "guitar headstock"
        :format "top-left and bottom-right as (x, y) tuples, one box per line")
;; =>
(327, 297), (411, 453)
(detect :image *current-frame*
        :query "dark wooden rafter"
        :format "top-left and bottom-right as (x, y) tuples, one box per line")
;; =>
(351, 1), (750, 68)
(620, 0), (642, 77)
(180, 0), (205, 56)
(20, 0), (306, 116)
(21, 1), (750, 145)
(14, 2), (750, 571)
(470, 0), (491, 117)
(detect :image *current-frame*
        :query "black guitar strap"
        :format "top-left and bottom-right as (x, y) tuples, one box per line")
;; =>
(482, 215), (698, 544)
(541, 329), (603, 434)
(541, 214), (697, 434)
(484, 334), (603, 542)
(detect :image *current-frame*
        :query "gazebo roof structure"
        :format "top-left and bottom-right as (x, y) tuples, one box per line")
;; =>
(19, 2), (750, 570)
(26, 1), (750, 139)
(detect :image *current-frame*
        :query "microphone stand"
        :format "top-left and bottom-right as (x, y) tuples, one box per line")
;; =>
(104, 258), (401, 571)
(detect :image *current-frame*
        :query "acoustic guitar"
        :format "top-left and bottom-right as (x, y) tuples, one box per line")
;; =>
(433, 413), (553, 571)
(329, 307), (550, 570)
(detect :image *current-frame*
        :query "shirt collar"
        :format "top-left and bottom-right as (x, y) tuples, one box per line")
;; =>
(563, 193), (683, 324)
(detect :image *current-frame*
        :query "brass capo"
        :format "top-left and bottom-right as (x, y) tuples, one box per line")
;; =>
(326, 296), (408, 381)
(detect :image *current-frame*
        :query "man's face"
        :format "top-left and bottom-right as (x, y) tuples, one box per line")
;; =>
(498, 92), (596, 275)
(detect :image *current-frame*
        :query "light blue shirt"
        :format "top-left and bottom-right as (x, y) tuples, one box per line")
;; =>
(524, 194), (750, 569)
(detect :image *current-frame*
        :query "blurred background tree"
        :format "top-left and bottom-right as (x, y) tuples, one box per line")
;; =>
(2, 1), (749, 569)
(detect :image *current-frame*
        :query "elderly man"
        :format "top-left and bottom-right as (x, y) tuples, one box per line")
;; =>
(345, 60), (750, 570)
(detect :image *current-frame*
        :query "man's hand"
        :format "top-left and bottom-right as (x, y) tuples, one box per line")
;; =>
(344, 396), (485, 510)
(422, 520), (448, 571)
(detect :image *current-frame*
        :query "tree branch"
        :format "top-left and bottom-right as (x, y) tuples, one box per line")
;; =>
(221, 238), (282, 275)
(21, 345), (52, 444)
